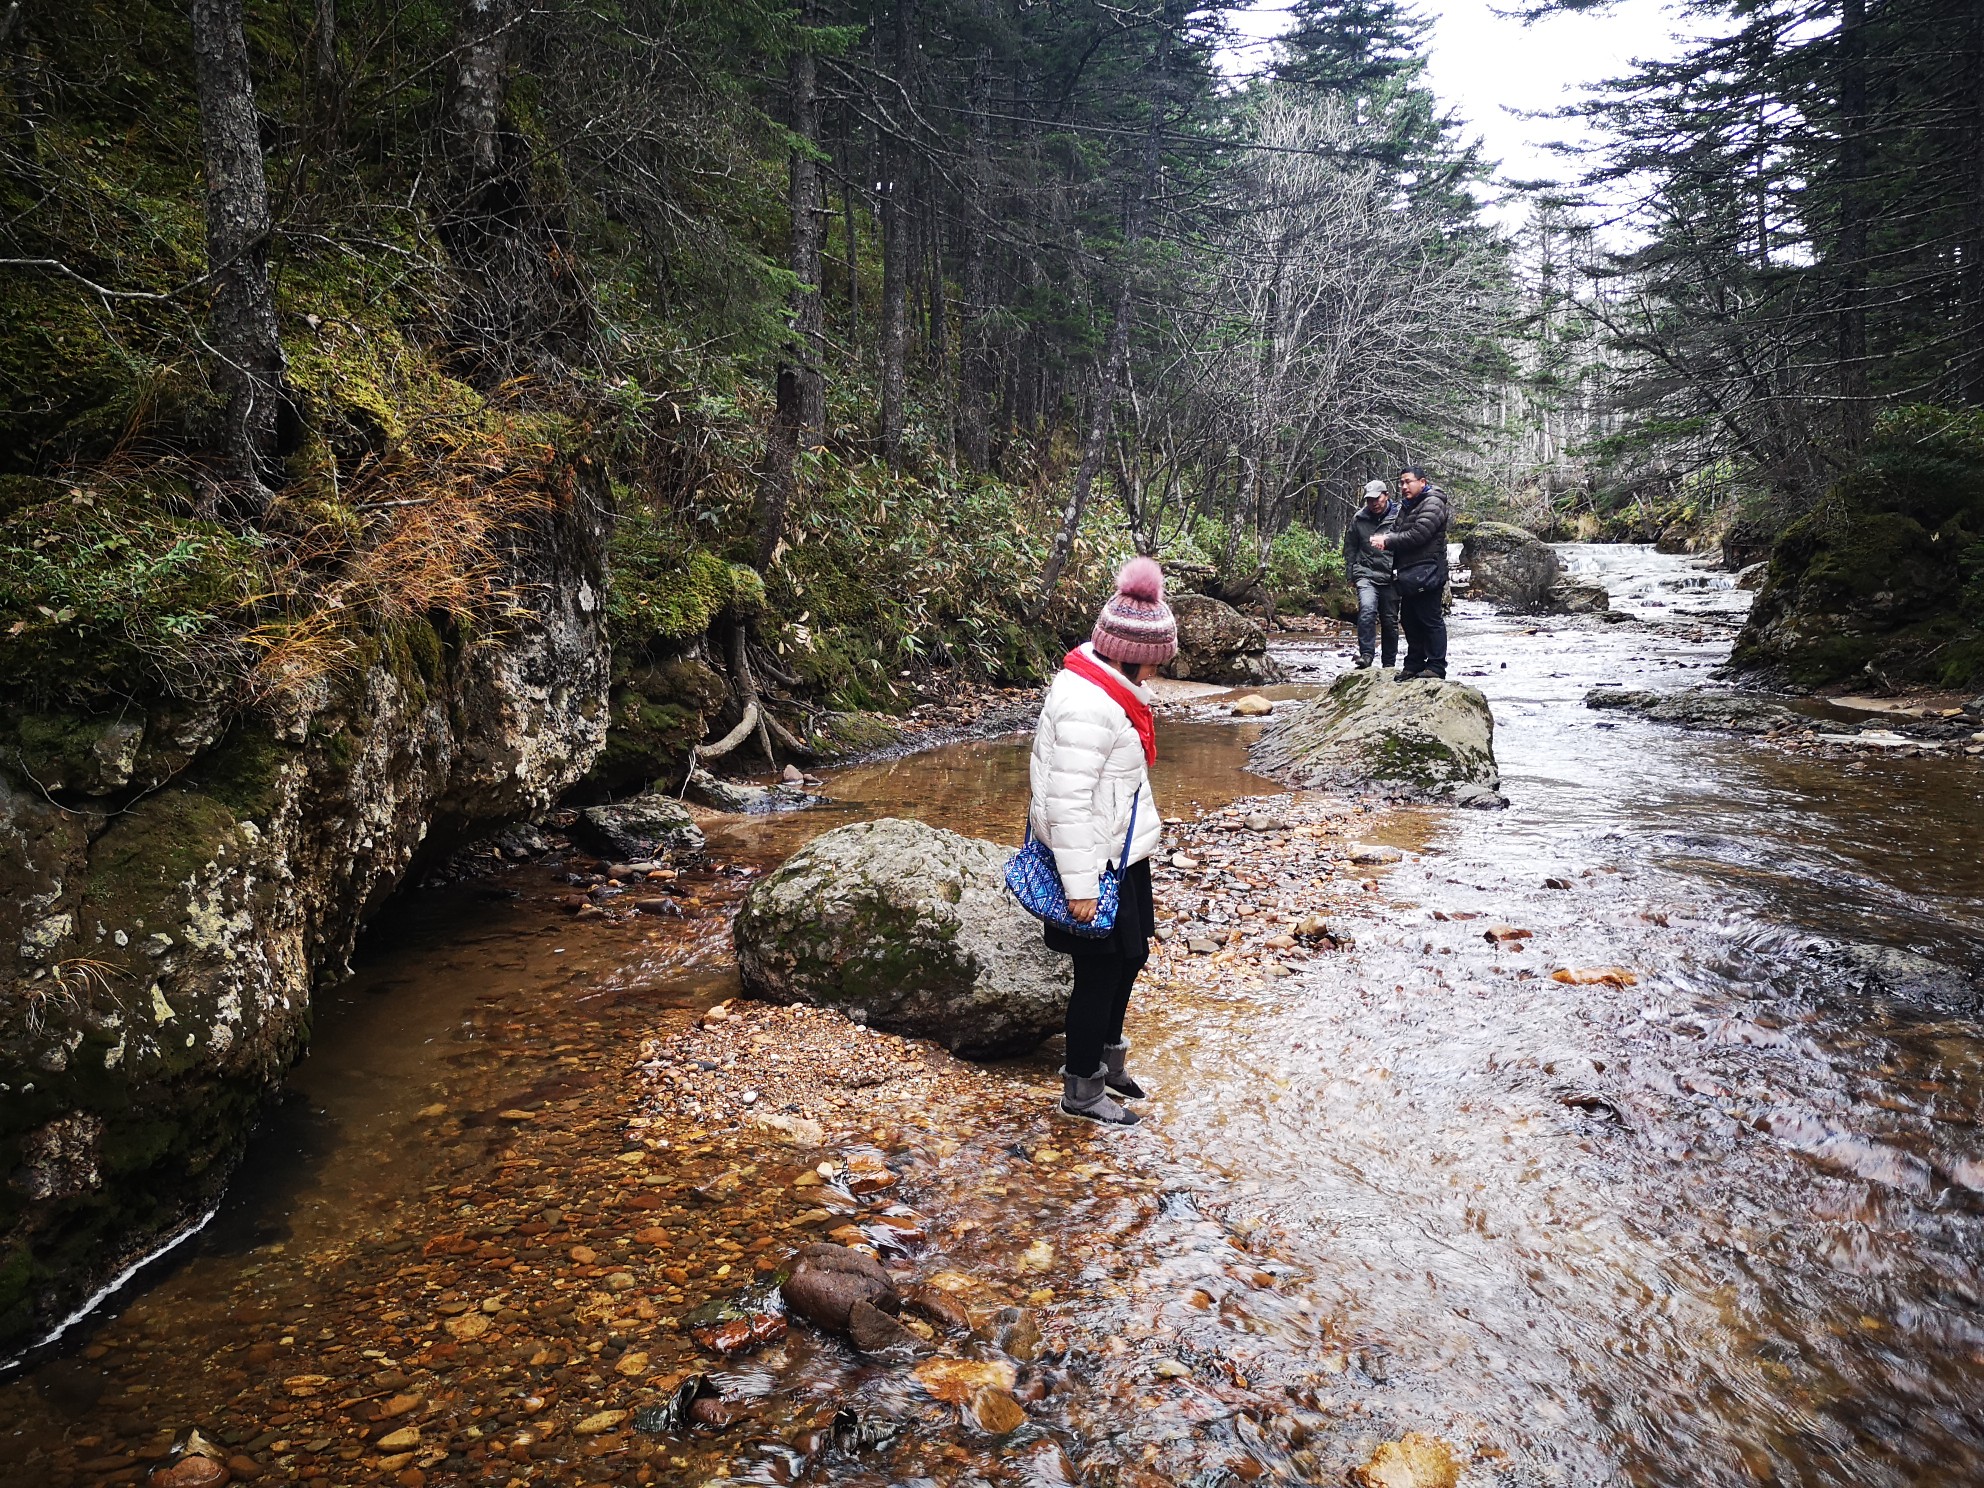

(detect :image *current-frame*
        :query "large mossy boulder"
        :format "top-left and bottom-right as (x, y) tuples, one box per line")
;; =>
(1459, 523), (1560, 609)
(733, 818), (1068, 1056)
(1249, 669), (1499, 800)
(1163, 593), (1284, 685)
(1729, 407), (1984, 689)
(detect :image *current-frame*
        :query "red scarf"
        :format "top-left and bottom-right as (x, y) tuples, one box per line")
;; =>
(1064, 647), (1157, 766)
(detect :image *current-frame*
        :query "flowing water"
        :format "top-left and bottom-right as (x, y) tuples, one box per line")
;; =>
(5, 545), (1983, 1488)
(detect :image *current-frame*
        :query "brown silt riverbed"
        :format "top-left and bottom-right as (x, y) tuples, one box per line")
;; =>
(5, 546), (1984, 1488)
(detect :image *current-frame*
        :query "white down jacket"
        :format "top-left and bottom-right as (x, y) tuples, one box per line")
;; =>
(1027, 643), (1163, 901)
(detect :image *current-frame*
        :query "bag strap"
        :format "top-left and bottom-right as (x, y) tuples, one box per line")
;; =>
(1116, 787), (1140, 867)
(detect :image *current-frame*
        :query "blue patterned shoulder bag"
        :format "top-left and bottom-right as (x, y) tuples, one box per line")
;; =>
(1005, 788), (1140, 939)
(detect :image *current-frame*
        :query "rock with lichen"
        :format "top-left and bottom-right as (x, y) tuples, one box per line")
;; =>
(0, 495), (610, 1352)
(1249, 668), (1499, 800)
(734, 817), (1069, 1056)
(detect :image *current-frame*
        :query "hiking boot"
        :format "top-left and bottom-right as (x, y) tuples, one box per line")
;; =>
(1353, 654), (1373, 669)
(1058, 1065), (1140, 1126)
(1102, 1040), (1146, 1100)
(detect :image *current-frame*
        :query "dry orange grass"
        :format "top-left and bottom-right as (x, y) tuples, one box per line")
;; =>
(244, 409), (574, 704)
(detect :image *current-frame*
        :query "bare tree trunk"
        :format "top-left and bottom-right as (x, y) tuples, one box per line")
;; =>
(839, 138), (858, 341)
(191, 0), (284, 502)
(313, 0), (337, 100)
(451, 0), (522, 183)
(959, 39), (993, 470)
(1966, 0), (1984, 406)
(1027, 1), (1178, 616)
(755, 2), (823, 569)
(926, 199), (947, 379)
(1835, 0), (1869, 444)
(878, 0), (914, 464)
(879, 165), (908, 461)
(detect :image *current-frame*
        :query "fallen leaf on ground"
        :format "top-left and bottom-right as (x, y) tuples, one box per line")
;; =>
(1551, 966), (1639, 987)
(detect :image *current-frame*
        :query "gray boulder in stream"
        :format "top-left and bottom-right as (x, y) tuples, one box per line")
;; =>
(733, 817), (1069, 1056)
(1249, 669), (1500, 801)
(1461, 523), (1561, 609)
(1163, 593), (1284, 685)
(1584, 687), (1803, 734)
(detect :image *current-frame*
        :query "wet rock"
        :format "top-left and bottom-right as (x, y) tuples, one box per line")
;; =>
(574, 1409), (630, 1435)
(914, 1356), (1019, 1402)
(748, 1111), (825, 1147)
(967, 1387), (1028, 1434)
(1349, 845), (1401, 865)
(148, 1459), (229, 1488)
(683, 768), (821, 815)
(1460, 523), (1560, 608)
(1349, 1431), (1459, 1488)
(1544, 578), (1611, 614)
(1449, 782), (1508, 809)
(1584, 686), (1802, 735)
(571, 795), (705, 860)
(1230, 694), (1274, 717)
(847, 1297), (931, 1355)
(1733, 561), (1770, 592)
(1251, 669), (1499, 800)
(1162, 594), (1285, 685)
(781, 1243), (900, 1332)
(902, 1284), (973, 1334)
(633, 1375), (731, 1435)
(992, 1306), (1043, 1361)
(733, 818), (1070, 1056)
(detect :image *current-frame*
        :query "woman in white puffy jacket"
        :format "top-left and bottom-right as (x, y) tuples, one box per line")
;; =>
(1028, 557), (1177, 1125)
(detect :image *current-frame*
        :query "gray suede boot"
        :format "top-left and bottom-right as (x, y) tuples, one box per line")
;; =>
(1102, 1040), (1146, 1100)
(1058, 1065), (1140, 1126)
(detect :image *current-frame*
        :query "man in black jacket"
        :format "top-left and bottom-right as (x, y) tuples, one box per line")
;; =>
(1342, 479), (1400, 669)
(1369, 465), (1451, 679)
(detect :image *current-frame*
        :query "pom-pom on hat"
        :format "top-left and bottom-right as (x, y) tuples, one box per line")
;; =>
(1091, 556), (1178, 666)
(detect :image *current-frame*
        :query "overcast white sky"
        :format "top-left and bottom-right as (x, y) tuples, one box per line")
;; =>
(1226, 0), (1693, 224)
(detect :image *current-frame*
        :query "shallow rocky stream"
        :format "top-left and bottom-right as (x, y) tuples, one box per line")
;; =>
(4, 545), (1982, 1488)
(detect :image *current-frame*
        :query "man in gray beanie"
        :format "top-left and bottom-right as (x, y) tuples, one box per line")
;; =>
(1342, 479), (1400, 669)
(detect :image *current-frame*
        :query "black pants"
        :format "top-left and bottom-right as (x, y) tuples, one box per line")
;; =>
(1399, 584), (1448, 678)
(1045, 858), (1153, 1078)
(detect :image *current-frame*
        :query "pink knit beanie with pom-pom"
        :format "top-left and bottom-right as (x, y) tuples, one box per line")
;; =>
(1091, 556), (1178, 665)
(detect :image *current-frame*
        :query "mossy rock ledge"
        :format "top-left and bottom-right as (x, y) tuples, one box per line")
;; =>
(733, 818), (1069, 1057)
(1249, 669), (1501, 803)
(0, 498), (610, 1352)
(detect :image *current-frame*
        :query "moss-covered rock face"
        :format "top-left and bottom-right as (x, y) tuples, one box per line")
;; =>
(733, 818), (1069, 1057)
(0, 486), (609, 1353)
(1249, 669), (1499, 799)
(1730, 408), (1984, 690)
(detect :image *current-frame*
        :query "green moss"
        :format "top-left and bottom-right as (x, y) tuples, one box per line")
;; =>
(606, 510), (751, 648)
(0, 489), (264, 708)
(193, 724), (293, 818)
(86, 788), (239, 916)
